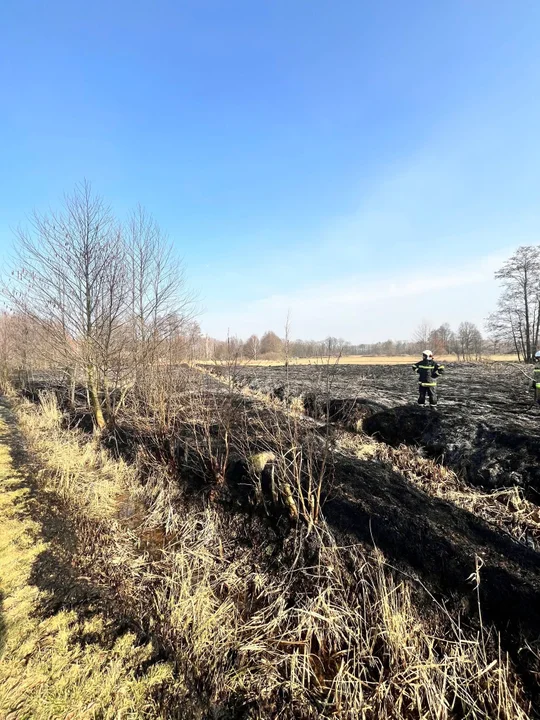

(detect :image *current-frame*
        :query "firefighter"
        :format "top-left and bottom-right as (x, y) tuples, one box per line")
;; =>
(412, 350), (444, 406)
(532, 351), (540, 405)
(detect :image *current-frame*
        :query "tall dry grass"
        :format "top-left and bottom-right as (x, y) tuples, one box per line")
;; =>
(0, 403), (177, 720)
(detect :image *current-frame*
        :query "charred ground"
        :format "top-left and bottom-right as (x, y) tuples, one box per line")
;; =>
(227, 361), (540, 497)
(205, 360), (540, 678)
(12, 360), (540, 717)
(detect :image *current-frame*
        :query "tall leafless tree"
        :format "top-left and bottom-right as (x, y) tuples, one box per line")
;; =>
(413, 320), (433, 350)
(488, 246), (540, 362)
(6, 182), (122, 428)
(260, 331), (283, 356)
(127, 205), (195, 378)
(243, 335), (260, 360)
(5, 183), (196, 430)
(429, 323), (455, 355)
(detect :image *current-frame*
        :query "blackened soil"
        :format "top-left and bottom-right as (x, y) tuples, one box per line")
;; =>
(325, 451), (540, 644)
(229, 362), (540, 499)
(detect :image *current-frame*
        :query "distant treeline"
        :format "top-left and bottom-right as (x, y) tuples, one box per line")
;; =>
(202, 321), (511, 361)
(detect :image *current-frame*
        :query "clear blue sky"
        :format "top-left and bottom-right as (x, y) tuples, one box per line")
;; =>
(2, 0), (540, 342)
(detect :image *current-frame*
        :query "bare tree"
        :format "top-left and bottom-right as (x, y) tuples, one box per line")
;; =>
(324, 336), (346, 356)
(243, 335), (260, 361)
(490, 246), (540, 362)
(6, 182), (123, 428)
(260, 331), (283, 357)
(457, 321), (483, 361)
(413, 320), (433, 350)
(429, 323), (455, 355)
(487, 298), (524, 360)
(0, 312), (44, 390)
(5, 183), (195, 430)
(284, 312), (292, 363)
(127, 205), (195, 379)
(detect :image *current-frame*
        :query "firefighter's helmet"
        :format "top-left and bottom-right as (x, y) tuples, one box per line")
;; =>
(422, 349), (433, 359)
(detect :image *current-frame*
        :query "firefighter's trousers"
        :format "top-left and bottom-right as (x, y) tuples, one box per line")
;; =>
(418, 383), (437, 405)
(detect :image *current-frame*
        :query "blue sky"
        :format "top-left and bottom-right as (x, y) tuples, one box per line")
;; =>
(2, 0), (540, 342)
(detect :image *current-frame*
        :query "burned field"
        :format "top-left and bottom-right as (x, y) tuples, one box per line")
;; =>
(207, 361), (540, 672)
(229, 361), (540, 496)
(14, 361), (540, 718)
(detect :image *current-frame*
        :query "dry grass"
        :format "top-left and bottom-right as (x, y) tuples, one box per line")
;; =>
(153, 516), (531, 719)
(198, 354), (519, 367)
(9, 393), (533, 719)
(0, 405), (176, 720)
(19, 392), (132, 521)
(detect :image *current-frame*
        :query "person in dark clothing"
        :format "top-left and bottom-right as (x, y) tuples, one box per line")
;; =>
(532, 351), (540, 405)
(412, 350), (444, 406)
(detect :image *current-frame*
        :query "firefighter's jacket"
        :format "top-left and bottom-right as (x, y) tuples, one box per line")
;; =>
(532, 364), (540, 389)
(412, 358), (444, 386)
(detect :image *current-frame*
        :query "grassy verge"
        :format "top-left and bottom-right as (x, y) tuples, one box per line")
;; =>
(0, 402), (176, 720)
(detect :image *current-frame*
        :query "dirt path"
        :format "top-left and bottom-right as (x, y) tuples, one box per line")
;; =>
(0, 401), (170, 720)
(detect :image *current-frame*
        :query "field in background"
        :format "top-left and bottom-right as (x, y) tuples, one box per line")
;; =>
(200, 354), (519, 367)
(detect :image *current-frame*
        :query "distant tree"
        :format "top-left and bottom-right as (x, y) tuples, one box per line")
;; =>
(171, 319), (201, 363)
(457, 321), (483, 360)
(212, 339), (228, 360)
(428, 323), (454, 355)
(324, 336), (345, 356)
(489, 246), (540, 362)
(380, 339), (395, 356)
(260, 331), (283, 356)
(243, 334), (260, 360)
(226, 335), (243, 359)
(0, 312), (45, 389)
(487, 299), (525, 360)
(290, 339), (304, 357)
(442, 323), (455, 352)
(413, 320), (433, 349)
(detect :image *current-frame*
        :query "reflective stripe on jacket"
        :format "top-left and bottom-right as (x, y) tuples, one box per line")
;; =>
(412, 358), (444, 386)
